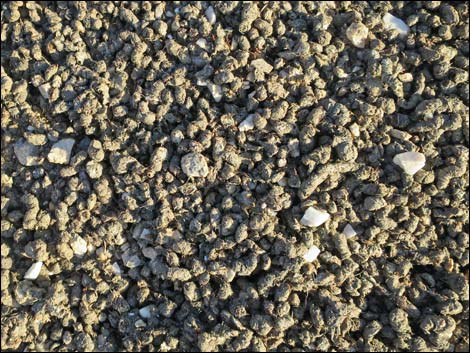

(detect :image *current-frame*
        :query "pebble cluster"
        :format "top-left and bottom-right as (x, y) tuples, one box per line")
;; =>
(1, 1), (469, 352)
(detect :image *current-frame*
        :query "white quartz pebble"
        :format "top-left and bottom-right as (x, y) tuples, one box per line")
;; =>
(24, 261), (43, 280)
(346, 22), (369, 48)
(393, 151), (426, 175)
(303, 246), (321, 262)
(239, 115), (255, 131)
(342, 224), (357, 238)
(301, 207), (330, 227)
(207, 83), (223, 102)
(383, 13), (410, 37)
(205, 6), (216, 25)
(70, 235), (88, 256)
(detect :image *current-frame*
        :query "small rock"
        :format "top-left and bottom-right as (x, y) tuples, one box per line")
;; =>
(239, 114), (255, 132)
(346, 22), (369, 48)
(196, 38), (209, 50)
(70, 235), (87, 256)
(207, 83), (223, 102)
(48, 138), (75, 164)
(112, 262), (122, 275)
(139, 305), (156, 319)
(303, 246), (321, 262)
(122, 252), (142, 268)
(393, 151), (426, 175)
(250, 58), (273, 73)
(24, 261), (43, 280)
(301, 207), (330, 227)
(342, 224), (357, 238)
(38, 83), (51, 99)
(14, 139), (43, 166)
(364, 196), (387, 211)
(205, 6), (216, 25)
(181, 153), (209, 177)
(383, 13), (410, 37)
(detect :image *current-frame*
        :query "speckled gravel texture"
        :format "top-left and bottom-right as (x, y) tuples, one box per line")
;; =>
(1, 1), (469, 352)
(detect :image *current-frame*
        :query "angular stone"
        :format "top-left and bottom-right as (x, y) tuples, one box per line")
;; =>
(24, 261), (43, 280)
(383, 13), (410, 37)
(393, 151), (426, 175)
(14, 139), (43, 166)
(346, 22), (369, 48)
(181, 153), (209, 177)
(48, 138), (75, 164)
(301, 207), (330, 227)
(303, 246), (320, 262)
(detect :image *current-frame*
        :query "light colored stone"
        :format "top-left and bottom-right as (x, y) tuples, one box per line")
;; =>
(393, 151), (426, 175)
(342, 224), (357, 238)
(24, 261), (43, 280)
(239, 115), (255, 132)
(383, 13), (410, 37)
(207, 83), (223, 102)
(301, 207), (330, 227)
(112, 262), (121, 275)
(38, 83), (51, 99)
(205, 6), (216, 25)
(48, 138), (75, 164)
(303, 246), (321, 262)
(14, 139), (43, 166)
(70, 235), (87, 256)
(250, 58), (273, 73)
(196, 38), (208, 50)
(346, 22), (369, 48)
(181, 153), (209, 177)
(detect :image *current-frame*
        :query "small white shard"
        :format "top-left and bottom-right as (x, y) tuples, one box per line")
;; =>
(303, 246), (321, 262)
(196, 77), (208, 86)
(301, 207), (330, 227)
(393, 151), (426, 175)
(70, 235), (87, 256)
(207, 83), (223, 102)
(239, 114), (255, 132)
(346, 22), (369, 48)
(112, 262), (121, 275)
(24, 261), (43, 280)
(38, 83), (51, 99)
(139, 305), (153, 319)
(342, 224), (357, 238)
(48, 138), (75, 164)
(205, 6), (216, 25)
(196, 38), (208, 50)
(383, 13), (410, 37)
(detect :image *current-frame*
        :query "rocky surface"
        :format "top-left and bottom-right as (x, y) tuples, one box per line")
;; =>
(1, 1), (469, 352)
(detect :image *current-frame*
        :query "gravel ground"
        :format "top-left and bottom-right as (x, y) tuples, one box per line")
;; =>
(1, 1), (469, 352)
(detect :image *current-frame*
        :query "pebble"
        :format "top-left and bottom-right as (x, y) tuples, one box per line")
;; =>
(205, 6), (216, 25)
(207, 83), (223, 102)
(181, 153), (209, 177)
(139, 305), (154, 319)
(70, 235), (87, 256)
(112, 262), (122, 275)
(383, 13), (410, 37)
(393, 151), (426, 175)
(239, 114), (255, 132)
(300, 207), (330, 227)
(196, 38), (209, 50)
(47, 138), (75, 164)
(38, 83), (51, 99)
(346, 22), (369, 48)
(24, 261), (43, 280)
(303, 246), (321, 262)
(250, 59), (273, 73)
(342, 224), (357, 238)
(14, 139), (43, 166)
